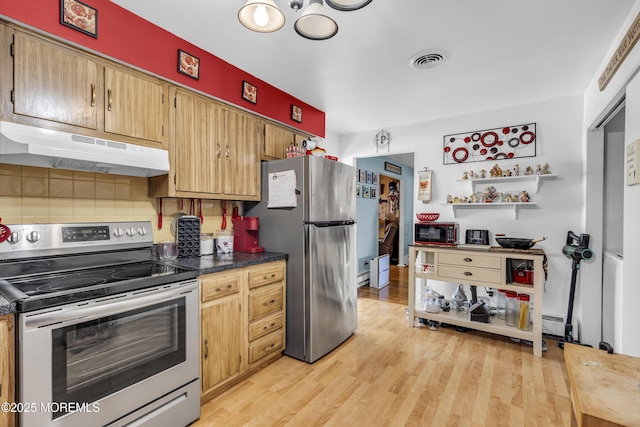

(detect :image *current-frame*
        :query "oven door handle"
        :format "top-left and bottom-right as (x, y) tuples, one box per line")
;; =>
(24, 281), (198, 330)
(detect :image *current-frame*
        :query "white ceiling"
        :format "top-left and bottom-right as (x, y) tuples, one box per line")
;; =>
(112, 0), (634, 137)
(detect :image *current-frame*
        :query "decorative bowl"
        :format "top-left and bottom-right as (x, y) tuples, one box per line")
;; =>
(416, 213), (440, 222)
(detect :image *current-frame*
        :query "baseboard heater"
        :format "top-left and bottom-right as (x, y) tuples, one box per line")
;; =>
(370, 254), (390, 289)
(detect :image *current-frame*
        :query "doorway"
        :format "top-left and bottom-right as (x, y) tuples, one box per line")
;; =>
(378, 174), (400, 263)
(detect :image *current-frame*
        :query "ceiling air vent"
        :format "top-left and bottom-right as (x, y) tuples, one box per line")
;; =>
(409, 49), (448, 70)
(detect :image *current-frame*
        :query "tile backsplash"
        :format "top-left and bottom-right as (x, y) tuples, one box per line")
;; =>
(0, 164), (227, 242)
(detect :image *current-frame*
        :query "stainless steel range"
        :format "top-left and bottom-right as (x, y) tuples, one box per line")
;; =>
(0, 221), (200, 427)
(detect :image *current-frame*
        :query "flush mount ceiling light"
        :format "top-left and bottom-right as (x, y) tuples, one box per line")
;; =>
(238, 0), (370, 40)
(238, 0), (286, 33)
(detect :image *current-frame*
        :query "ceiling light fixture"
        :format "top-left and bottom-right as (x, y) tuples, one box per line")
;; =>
(325, 0), (373, 11)
(238, 0), (286, 33)
(238, 0), (370, 40)
(294, 0), (338, 40)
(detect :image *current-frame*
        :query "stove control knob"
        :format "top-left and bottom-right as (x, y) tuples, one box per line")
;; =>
(26, 231), (40, 243)
(113, 228), (125, 238)
(126, 227), (136, 237)
(137, 227), (148, 236)
(7, 231), (20, 244)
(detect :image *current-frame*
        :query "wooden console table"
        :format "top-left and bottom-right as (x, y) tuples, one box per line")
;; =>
(565, 343), (640, 426)
(408, 245), (545, 356)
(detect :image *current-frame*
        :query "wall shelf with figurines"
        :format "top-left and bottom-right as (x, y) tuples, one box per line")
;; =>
(444, 163), (558, 219)
(456, 163), (557, 194)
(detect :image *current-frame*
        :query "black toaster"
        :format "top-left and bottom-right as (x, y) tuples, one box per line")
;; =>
(465, 229), (490, 245)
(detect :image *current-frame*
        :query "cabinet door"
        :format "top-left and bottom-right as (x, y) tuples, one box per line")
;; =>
(264, 122), (293, 159)
(174, 91), (223, 195)
(13, 31), (98, 129)
(224, 109), (260, 198)
(201, 296), (242, 392)
(104, 67), (164, 143)
(0, 315), (15, 427)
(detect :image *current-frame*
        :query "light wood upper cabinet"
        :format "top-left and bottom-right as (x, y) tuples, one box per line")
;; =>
(174, 90), (223, 195)
(263, 122), (293, 160)
(12, 31), (98, 129)
(150, 89), (260, 200)
(104, 67), (165, 143)
(223, 109), (261, 198)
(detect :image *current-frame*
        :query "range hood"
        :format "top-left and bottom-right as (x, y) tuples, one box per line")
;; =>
(0, 121), (170, 177)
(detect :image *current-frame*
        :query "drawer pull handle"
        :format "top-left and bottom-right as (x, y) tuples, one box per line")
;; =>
(90, 83), (96, 107)
(262, 322), (276, 331)
(264, 343), (276, 351)
(227, 284), (232, 289)
(464, 271), (473, 276)
(263, 299), (276, 306)
(204, 339), (209, 359)
(464, 257), (473, 262)
(263, 273), (277, 279)
(215, 287), (220, 292)
(107, 89), (112, 111)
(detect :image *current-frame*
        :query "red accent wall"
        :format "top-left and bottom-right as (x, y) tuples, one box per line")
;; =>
(0, 0), (325, 137)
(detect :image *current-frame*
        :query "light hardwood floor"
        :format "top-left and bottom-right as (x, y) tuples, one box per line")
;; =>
(194, 266), (571, 426)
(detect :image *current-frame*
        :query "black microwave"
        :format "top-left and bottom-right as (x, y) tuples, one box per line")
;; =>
(414, 222), (459, 246)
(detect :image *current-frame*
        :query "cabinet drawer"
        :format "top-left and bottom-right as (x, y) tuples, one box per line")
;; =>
(249, 312), (284, 342)
(248, 263), (285, 289)
(438, 265), (502, 285)
(438, 252), (502, 269)
(249, 331), (284, 364)
(201, 273), (241, 303)
(249, 287), (283, 322)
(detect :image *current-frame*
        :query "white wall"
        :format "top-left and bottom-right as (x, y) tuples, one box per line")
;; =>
(583, 0), (640, 356)
(337, 95), (585, 322)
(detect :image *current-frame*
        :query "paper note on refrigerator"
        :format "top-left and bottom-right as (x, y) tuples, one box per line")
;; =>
(267, 170), (298, 208)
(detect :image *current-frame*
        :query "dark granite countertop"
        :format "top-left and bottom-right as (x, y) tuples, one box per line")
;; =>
(160, 252), (288, 275)
(0, 252), (287, 315)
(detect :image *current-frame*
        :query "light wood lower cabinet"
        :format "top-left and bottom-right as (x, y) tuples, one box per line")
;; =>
(200, 260), (286, 404)
(0, 314), (15, 427)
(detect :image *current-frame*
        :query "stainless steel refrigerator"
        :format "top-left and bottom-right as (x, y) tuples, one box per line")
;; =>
(246, 156), (357, 363)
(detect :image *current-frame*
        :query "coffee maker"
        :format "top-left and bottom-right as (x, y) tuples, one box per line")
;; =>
(232, 216), (264, 253)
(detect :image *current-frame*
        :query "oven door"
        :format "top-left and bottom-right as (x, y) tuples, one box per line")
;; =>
(19, 279), (199, 427)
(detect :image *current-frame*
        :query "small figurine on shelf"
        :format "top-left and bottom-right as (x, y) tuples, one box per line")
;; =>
(479, 169), (486, 178)
(469, 170), (477, 179)
(470, 193), (479, 203)
(462, 171), (469, 180)
(524, 165), (534, 175)
(453, 196), (460, 204)
(535, 164), (542, 175)
(513, 164), (520, 176)
(490, 164), (502, 178)
(541, 163), (552, 174)
(484, 186), (500, 203)
(503, 192), (513, 203)
(446, 194), (453, 204)
(503, 169), (512, 177)
(519, 190), (530, 202)
(462, 196), (469, 203)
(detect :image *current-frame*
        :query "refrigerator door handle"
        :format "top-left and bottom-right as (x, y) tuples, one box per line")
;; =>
(305, 220), (356, 227)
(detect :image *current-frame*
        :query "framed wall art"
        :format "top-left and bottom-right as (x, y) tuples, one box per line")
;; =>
(362, 186), (370, 199)
(292, 105), (302, 123)
(177, 50), (200, 80)
(359, 169), (367, 182)
(384, 162), (402, 175)
(356, 184), (361, 197)
(370, 187), (377, 198)
(242, 81), (257, 104)
(366, 171), (373, 184)
(372, 173), (378, 185)
(60, 0), (97, 38)
(443, 123), (537, 165)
